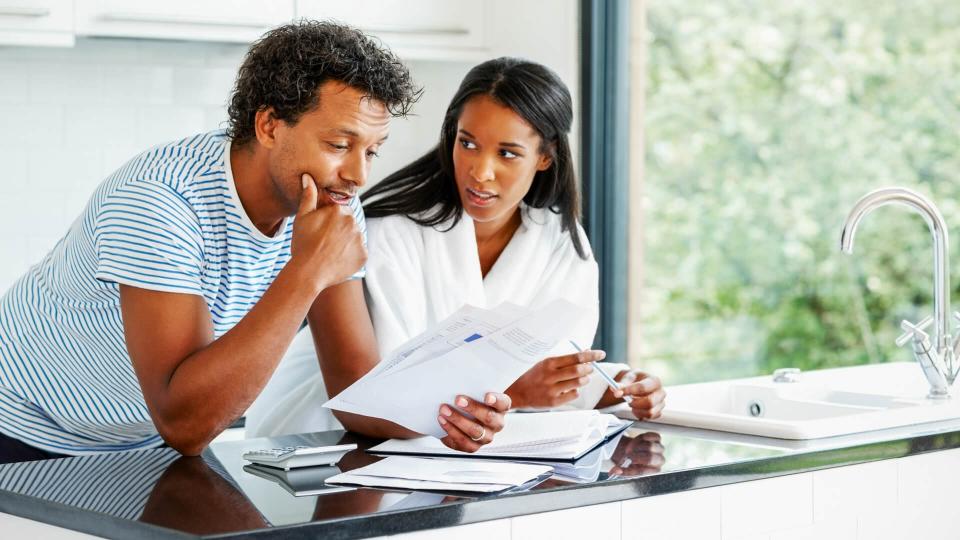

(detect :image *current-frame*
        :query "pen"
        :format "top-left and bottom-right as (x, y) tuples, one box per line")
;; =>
(569, 340), (632, 403)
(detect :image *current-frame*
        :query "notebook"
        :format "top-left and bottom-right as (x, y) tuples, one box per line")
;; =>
(368, 410), (633, 463)
(528, 428), (627, 483)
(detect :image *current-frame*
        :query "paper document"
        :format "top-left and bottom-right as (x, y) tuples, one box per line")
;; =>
(369, 411), (631, 461)
(324, 299), (585, 437)
(325, 456), (553, 493)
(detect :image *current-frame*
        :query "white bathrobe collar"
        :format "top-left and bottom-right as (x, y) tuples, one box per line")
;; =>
(368, 203), (599, 360)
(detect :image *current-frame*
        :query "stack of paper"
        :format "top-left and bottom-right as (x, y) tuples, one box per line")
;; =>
(369, 410), (632, 462)
(324, 300), (585, 437)
(325, 456), (553, 493)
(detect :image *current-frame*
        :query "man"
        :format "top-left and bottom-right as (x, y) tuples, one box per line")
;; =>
(0, 21), (509, 461)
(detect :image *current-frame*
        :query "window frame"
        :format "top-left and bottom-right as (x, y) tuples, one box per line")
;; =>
(580, 0), (632, 360)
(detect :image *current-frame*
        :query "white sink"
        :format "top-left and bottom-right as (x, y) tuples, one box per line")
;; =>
(650, 362), (960, 439)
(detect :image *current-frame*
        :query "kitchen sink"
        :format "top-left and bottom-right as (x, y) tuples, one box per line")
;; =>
(646, 362), (960, 439)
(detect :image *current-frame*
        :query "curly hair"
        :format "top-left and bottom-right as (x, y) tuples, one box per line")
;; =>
(227, 20), (421, 147)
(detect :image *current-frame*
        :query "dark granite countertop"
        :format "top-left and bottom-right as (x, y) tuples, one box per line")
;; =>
(2, 417), (960, 540)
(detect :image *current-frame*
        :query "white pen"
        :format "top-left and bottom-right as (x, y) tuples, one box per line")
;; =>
(569, 340), (633, 403)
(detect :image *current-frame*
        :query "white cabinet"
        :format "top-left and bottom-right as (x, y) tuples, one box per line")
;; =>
(75, 0), (295, 43)
(296, 0), (487, 61)
(0, 0), (74, 46)
(0, 1), (494, 58)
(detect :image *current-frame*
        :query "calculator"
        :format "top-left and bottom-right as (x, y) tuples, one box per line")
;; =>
(242, 443), (357, 471)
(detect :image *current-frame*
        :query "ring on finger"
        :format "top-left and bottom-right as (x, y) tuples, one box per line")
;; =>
(470, 426), (486, 442)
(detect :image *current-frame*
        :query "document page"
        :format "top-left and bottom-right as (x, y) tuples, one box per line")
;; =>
(325, 456), (552, 493)
(379, 302), (528, 378)
(324, 299), (584, 437)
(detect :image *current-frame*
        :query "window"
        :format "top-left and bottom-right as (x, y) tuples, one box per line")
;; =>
(628, 0), (960, 383)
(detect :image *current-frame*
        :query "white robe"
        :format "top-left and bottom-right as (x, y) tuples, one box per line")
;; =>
(245, 205), (626, 438)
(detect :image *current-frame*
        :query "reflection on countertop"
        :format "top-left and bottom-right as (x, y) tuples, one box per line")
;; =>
(2, 418), (960, 539)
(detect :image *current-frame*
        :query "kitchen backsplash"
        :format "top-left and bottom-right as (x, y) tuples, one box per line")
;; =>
(0, 38), (473, 291)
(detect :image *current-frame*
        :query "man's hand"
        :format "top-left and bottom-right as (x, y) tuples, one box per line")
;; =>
(505, 351), (604, 409)
(121, 173), (368, 456)
(617, 370), (666, 420)
(291, 173), (367, 292)
(438, 392), (511, 452)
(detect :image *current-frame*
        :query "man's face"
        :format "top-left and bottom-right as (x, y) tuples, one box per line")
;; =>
(265, 81), (391, 213)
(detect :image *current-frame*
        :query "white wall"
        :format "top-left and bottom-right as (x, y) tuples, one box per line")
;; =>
(0, 39), (234, 290)
(0, 0), (579, 294)
(0, 38), (473, 292)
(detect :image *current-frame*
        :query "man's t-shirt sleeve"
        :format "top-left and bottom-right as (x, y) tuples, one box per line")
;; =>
(93, 181), (205, 295)
(347, 192), (367, 280)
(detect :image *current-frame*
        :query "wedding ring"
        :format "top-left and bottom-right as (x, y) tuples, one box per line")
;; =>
(470, 426), (486, 442)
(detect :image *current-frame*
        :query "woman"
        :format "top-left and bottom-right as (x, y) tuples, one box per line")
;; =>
(247, 58), (665, 444)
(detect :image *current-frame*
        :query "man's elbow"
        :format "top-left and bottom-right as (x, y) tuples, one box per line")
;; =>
(164, 438), (206, 457)
(153, 416), (219, 456)
(158, 429), (211, 456)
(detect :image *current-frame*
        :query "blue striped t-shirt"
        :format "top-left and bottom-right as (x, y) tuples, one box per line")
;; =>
(0, 131), (366, 455)
(0, 446), (240, 521)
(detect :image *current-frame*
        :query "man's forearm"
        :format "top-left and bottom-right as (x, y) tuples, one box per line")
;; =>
(153, 261), (327, 453)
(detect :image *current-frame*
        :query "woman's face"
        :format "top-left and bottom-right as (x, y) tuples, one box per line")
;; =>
(452, 94), (553, 230)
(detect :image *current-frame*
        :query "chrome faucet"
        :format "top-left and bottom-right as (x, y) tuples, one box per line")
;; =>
(840, 187), (954, 398)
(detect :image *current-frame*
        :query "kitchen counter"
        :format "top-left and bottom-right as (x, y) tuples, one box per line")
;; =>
(2, 416), (960, 540)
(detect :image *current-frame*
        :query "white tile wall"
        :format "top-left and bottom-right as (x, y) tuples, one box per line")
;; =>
(621, 488), (721, 540)
(0, 38), (472, 293)
(854, 512), (901, 540)
(511, 502), (621, 540)
(895, 447), (960, 540)
(812, 460), (897, 523)
(768, 518), (857, 540)
(724, 534), (771, 540)
(720, 474), (813, 538)
(389, 519), (512, 540)
(0, 39), (241, 290)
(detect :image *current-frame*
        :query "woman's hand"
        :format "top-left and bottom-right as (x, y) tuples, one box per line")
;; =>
(505, 350), (605, 409)
(608, 432), (665, 476)
(437, 392), (511, 452)
(616, 370), (666, 420)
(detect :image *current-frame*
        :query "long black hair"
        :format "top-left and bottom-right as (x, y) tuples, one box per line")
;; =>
(361, 57), (587, 259)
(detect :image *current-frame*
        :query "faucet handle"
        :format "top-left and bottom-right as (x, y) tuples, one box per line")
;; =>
(951, 312), (960, 352)
(897, 316), (934, 347)
(950, 312), (960, 344)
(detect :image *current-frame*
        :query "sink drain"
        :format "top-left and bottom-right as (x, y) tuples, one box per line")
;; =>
(748, 401), (764, 417)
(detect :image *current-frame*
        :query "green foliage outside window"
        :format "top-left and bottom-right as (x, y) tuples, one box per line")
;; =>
(641, 0), (960, 383)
